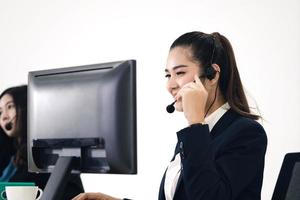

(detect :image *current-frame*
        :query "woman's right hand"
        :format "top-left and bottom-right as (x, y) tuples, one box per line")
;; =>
(71, 192), (121, 200)
(175, 74), (208, 125)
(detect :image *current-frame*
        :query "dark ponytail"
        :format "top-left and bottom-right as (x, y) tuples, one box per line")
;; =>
(171, 31), (260, 120)
(215, 33), (259, 120)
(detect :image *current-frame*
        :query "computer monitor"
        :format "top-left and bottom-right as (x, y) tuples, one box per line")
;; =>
(27, 60), (137, 199)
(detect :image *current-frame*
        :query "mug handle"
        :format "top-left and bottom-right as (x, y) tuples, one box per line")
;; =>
(35, 188), (43, 200)
(0, 190), (7, 200)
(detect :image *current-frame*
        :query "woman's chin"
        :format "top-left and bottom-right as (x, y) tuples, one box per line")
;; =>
(5, 130), (17, 138)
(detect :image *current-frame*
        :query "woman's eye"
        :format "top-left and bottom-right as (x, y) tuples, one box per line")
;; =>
(176, 71), (186, 76)
(7, 104), (15, 110)
(165, 72), (186, 79)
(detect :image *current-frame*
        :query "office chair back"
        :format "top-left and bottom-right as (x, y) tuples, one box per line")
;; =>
(272, 152), (300, 200)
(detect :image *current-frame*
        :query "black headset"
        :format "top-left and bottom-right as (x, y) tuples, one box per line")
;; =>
(203, 36), (217, 80)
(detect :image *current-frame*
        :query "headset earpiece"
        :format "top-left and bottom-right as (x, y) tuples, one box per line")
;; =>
(204, 35), (217, 80)
(204, 65), (217, 80)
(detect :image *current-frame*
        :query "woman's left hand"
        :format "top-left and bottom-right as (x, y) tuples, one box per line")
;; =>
(175, 75), (208, 125)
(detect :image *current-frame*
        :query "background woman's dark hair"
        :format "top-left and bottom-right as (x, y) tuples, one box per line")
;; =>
(170, 31), (259, 120)
(0, 85), (28, 168)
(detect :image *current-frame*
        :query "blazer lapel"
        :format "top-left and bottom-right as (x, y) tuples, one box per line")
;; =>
(159, 143), (181, 200)
(173, 171), (183, 199)
(158, 170), (167, 200)
(210, 108), (239, 138)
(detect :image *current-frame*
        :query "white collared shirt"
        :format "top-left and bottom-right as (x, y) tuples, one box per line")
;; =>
(164, 103), (230, 200)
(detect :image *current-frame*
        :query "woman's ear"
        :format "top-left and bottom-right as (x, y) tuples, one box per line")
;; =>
(208, 64), (221, 85)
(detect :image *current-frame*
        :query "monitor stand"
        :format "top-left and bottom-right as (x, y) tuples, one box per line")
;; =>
(41, 156), (75, 200)
(32, 138), (105, 200)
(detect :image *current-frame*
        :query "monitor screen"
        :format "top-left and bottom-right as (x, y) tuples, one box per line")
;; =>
(27, 60), (137, 175)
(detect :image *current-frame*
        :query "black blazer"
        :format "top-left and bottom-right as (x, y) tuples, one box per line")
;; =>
(159, 109), (267, 200)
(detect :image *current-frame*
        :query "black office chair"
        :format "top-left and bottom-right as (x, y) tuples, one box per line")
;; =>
(272, 153), (300, 200)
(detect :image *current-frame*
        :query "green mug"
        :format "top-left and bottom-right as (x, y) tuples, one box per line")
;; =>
(0, 182), (35, 200)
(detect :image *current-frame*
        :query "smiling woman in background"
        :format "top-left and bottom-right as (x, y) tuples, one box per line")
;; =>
(72, 31), (268, 200)
(0, 85), (84, 200)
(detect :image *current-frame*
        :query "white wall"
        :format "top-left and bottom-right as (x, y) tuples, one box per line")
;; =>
(1, 0), (299, 199)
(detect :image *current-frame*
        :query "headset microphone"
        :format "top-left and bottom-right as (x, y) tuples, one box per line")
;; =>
(4, 115), (16, 131)
(5, 122), (13, 131)
(166, 101), (176, 113)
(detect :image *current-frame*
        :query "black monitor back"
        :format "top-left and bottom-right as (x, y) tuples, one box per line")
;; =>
(27, 60), (137, 174)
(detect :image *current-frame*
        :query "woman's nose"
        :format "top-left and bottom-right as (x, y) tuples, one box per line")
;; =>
(167, 77), (179, 91)
(0, 111), (9, 122)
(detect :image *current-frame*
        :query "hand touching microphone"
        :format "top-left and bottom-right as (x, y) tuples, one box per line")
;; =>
(173, 75), (208, 125)
(166, 75), (203, 114)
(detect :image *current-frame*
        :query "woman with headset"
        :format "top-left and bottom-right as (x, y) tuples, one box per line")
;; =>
(0, 85), (85, 200)
(72, 31), (268, 200)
